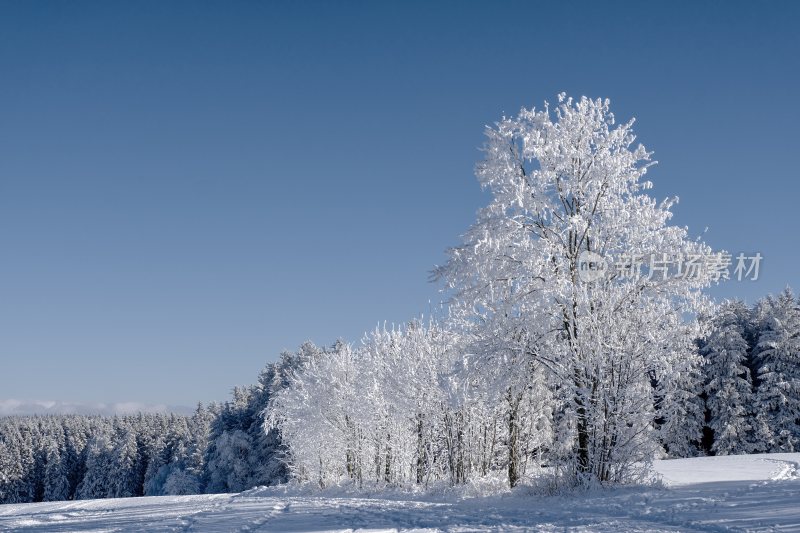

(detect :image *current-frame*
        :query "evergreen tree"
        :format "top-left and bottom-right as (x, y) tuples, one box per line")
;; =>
(43, 437), (71, 502)
(77, 434), (115, 500)
(752, 288), (800, 451)
(109, 430), (140, 498)
(703, 300), (756, 455)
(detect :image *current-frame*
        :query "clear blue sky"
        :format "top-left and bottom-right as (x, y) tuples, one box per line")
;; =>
(1, 1), (798, 408)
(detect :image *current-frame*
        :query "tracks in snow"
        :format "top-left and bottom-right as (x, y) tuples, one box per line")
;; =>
(764, 457), (800, 481)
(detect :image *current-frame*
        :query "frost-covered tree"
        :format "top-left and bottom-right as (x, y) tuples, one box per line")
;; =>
(361, 323), (464, 487)
(43, 437), (71, 502)
(204, 429), (254, 493)
(204, 348), (308, 493)
(183, 404), (213, 489)
(204, 386), (258, 493)
(703, 300), (756, 455)
(752, 288), (800, 451)
(77, 434), (115, 500)
(462, 330), (555, 486)
(436, 94), (718, 486)
(266, 341), (356, 487)
(0, 439), (24, 503)
(163, 468), (201, 495)
(654, 351), (705, 458)
(109, 430), (140, 498)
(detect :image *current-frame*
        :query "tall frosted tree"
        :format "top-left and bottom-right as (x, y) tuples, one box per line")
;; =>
(436, 94), (718, 485)
(204, 387), (257, 493)
(109, 430), (140, 498)
(703, 300), (756, 455)
(656, 352), (705, 458)
(77, 434), (114, 500)
(43, 437), (71, 502)
(753, 288), (800, 451)
(0, 440), (24, 503)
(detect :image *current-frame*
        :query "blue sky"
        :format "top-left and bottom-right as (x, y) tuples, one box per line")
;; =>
(1, 1), (798, 408)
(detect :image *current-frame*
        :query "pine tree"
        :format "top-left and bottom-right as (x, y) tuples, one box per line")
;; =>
(109, 430), (140, 498)
(752, 288), (800, 451)
(656, 352), (706, 458)
(76, 434), (115, 500)
(703, 300), (756, 455)
(43, 437), (71, 502)
(0, 439), (24, 503)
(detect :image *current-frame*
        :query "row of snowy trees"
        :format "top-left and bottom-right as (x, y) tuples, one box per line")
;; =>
(266, 95), (800, 490)
(0, 344), (315, 504)
(268, 95), (713, 488)
(266, 321), (556, 489)
(264, 289), (800, 491)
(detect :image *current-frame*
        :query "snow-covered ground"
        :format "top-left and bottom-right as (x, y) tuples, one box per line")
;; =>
(1, 453), (799, 532)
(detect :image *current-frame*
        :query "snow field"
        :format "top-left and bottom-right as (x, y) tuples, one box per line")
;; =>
(1, 453), (799, 532)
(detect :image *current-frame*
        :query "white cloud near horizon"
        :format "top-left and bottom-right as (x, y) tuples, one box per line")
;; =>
(0, 399), (195, 416)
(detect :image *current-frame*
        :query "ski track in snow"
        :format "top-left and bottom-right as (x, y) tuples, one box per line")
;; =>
(1, 454), (800, 532)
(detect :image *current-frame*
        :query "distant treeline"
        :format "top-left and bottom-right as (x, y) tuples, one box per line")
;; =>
(0, 347), (313, 504)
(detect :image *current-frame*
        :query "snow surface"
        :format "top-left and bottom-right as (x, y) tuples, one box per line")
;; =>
(1, 453), (799, 532)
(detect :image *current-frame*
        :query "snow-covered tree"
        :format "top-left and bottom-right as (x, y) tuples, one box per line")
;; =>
(461, 330), (555, 486)
(0, 439), (24, 503)
(752, 288), (800, 451)
(77, 434), (115, 500)
(204, 429), (255, 493)
(266, 341), (360, 487)
(654, 350), (705, 458)
(163, 468), (201, 495)
(109, 430), (140, 498)
(43, 436), (71, 502)
(435, 94), (718, 485)
(703, 300), (756, 455)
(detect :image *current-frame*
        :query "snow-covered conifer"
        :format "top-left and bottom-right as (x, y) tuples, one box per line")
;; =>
(752, 288), (800, 451)
(703, 300), (756, 455)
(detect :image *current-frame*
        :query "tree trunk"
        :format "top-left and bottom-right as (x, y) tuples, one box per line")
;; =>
(575, 370), (590, 477)
(416, 414), (425, 484)
(507, 389), (521, 488)
(384, 433), (392, 483)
